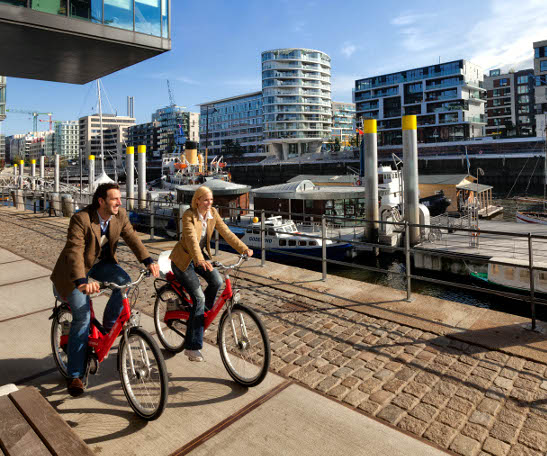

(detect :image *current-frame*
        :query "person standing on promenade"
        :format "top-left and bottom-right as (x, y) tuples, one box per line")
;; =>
(169, 186), (253, 362)
(51, 183), (159, 397)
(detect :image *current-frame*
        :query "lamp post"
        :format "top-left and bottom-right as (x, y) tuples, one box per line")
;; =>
(204, 106), (218, 174)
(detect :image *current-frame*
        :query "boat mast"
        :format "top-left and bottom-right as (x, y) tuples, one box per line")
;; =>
(97, 79), (105, 175)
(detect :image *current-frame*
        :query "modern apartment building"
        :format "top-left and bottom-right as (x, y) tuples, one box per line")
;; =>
(0, 0), (171, 84)
(127, 121), (160, 158)
(199, 92), (263, 157)
(484, 69), (536, 137)
(54, 120), (80, 159)
(0, 133), (4, 165)
(29, 131), (55, 161)
(331, 102), (355, 146)
(0, 75), (5, 122)
(152, 107), (199, 155)
(79, 114), (135, 164)
(354, 60), (486, 145)
(262, 48), (332, 159)
(534, 40), (547, 137)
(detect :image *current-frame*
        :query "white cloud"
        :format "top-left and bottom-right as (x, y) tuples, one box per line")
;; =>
(341, 41), (358, 58)
(390, 12), (436, 27)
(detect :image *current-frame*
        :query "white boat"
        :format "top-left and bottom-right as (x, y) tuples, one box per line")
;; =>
(223, 216), (352, 260)
(516, 210), (547, 225)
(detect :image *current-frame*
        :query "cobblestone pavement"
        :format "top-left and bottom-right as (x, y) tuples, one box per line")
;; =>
(1, 211), (546, 456)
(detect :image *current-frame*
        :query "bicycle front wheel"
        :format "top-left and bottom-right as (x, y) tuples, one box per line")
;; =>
(218, 304), (270, 387)
(118, 327), (169, 421)
(154, 285), (186, 353)
(50, 305), (72, 379)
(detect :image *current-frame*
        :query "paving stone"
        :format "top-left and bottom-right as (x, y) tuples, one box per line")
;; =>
(344, 358), (365, 370)
(332, 355), (349, 367)
(450, 434), (481, 456)
(416, 350), (436, 361)
(316, 376), (340, 393)
(374, 369), (394, 381)
(462, 423), (489, 443)
(409, 403), (438, 422)
(447, 396), (475, 415)
(343, 389), (367, 407)
(365, 359), (385, 371)
(473, 366), (498, 381)
(343, 348), (360, 359)
(369, 390), (394, 405)
(517, 428), (546, 452)
(395, 367), (416, 381)
(437, 408), (468, 429)
(392, 393), (419, 411)
(359, 378), (382, 394)
(423, 421), (458, 448)
(522, 414), (547, 433)
(460, 354), (478, 366)
(279, 364), (300, 376)
(382, 378), (406, 394)
(414, 371), (438, 385)
(483, 437), (511, 456)
(507, 444), (543, 456)
(377, 405), (405, 424)
(327, 384), (350, 400)
(289, 365), (316, 382)
(523, 361), (546, 375)
(294, 355), (313, 366)
(397, 415), (428, 436)
(456, 386), (484, 405)
(497, 408), (526, 428)
(421, 391), (450, 408)
(499, 368), (519, 380)
(506, 357), (526, 371)
(396, 353), (414, 363)
(468, 376), (493, 390)
(341, 376), (360, 389)
(479, 360), (503, 372)
(333, 366), (354, 379)
(301, 371), (326, 388)
(353, 367), (374, 380)
(317, 364), (338, 375)
(510, 388), (534, 402)
(495, 376), (515, 390)
(469, 410), (495, 428)
(433, 380), (459, 397)
(358, 400), (380, 415)
(321, 350), (339, 362)
(477, 398), (502, 415)
(489, 422), (519, 445)
(403, 381), (430, 398)
(485, 352), (510, 364)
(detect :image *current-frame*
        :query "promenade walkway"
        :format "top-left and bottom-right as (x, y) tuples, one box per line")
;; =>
(1, 206), (546, 455)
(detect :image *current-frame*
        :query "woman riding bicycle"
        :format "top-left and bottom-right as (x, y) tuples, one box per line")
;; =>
(169, 185), (253, 362)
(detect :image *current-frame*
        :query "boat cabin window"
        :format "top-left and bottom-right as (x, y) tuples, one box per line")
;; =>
(491, 264), (499, 276)
(504, 267), (514, 281)
(539, 272), (547, 282)
(253, 228), (260, 235)
(520, 269), (530, 281)
(309, 240), (317, 246)
(298, 240), (306, 246)
(267, 228), (276, 236)
(279, 239), (286, 246)
(288, 240), (296, 246)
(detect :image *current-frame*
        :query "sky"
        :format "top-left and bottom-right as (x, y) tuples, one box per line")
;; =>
(2, 0), (547, 136)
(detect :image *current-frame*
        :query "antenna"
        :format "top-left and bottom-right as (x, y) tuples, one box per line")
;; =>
(167, 80), (175, 107)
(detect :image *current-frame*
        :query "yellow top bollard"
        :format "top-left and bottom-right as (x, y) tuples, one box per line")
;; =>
(89, 155), (95, 161)
(363, 118), (377, 134)
(14, 163), (17, 168)
(126, 146), (134, 154)
(31, 159), (36, 164)
(19, 160), (24, 166)
(402, 115), (417, 131)
(138, 145), (146, 154)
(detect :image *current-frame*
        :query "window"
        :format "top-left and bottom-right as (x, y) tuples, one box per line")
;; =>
(279, 239), (286, 246)
(539, 272), (547, 282)
(518, 85), (529, 94)
(520, 269), (530, 280)
(499, 78), (509, 86)
(519, 95), (530, 103)
(288, 240), (296, 247)
(541, 61), (547, 72)
(252, 228), (260, 235)
(519, 116), (531, 124)
(489, 69), (501, 77)
(298, 240), (306, 246)
(517, 76), (529, 84)
(504, 267), (514, 280)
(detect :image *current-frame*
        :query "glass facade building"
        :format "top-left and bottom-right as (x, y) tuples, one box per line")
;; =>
(152, 107), (200, 155)
(199, 92), (263, 158)
(354, 59), (486, 145)
(534, 40), (547, 137)
(262, 48), (332, 159)
(331, 102), (355, 147)
(54, 120), (80, 159)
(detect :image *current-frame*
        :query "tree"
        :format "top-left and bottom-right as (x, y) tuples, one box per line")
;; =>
(334, 137), (341, 152)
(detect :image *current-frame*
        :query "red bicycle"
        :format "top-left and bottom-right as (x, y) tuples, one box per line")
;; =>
(50, 269), (169, 420)
(153, 254), (270, 387)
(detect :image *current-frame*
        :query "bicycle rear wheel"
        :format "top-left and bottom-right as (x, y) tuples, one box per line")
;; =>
(50, 305), (72, 379)
(118, 327), (169, 421)
(218, 304), (270, 387)
(154, 285), (187, 353)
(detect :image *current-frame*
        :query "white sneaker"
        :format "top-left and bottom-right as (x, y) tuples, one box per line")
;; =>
(184, 349), (204, 362)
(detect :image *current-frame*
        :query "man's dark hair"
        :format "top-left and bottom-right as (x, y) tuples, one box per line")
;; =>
(91, 183), (120, 209)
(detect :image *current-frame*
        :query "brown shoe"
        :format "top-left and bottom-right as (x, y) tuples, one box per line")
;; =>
(67, 377), (85, 397)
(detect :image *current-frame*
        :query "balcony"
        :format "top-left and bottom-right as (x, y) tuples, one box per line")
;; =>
(0, 0), (171, 84)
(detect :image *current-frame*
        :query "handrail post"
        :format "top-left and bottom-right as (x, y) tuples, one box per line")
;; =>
(322, 215), (327, 281)
(528, 233), (536, 331)
(405, 221), (412, 301)
(150, 204), (155, 240)
(261, 209), (265, 267)
(178, 204), (183, 241)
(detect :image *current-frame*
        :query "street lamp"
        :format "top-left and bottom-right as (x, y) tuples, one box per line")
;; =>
(204, 106), (218, 174)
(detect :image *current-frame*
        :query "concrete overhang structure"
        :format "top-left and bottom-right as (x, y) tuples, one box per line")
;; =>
(0, 1), (171, 84)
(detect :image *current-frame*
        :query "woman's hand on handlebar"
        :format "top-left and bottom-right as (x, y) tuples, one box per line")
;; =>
(78, 282), (101, 295)
(243, 249), (253, 257)
(197, 260), (214, 272)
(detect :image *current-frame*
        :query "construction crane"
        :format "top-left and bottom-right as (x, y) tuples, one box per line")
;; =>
(5, 109), (53, 134)
(38, 118), (63, 130)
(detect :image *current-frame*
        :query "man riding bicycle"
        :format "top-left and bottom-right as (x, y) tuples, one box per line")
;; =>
(51, 183), (159, 397)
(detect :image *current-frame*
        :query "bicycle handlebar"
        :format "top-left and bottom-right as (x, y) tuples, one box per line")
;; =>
(92, 269), (150, 296)
(211, 254), (248, 272)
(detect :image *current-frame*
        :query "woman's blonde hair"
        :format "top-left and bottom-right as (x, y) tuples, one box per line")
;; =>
(191, 186), (213, 210)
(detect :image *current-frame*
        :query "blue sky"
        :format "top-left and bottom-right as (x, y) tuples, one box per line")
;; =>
(2, 0), (546, 136)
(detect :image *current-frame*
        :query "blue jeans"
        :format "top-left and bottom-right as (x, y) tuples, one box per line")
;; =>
(53, 260), (130, 379)
(171, 262), (223, 350)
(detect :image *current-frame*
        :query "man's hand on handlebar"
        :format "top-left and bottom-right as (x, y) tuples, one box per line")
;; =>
(78, 282), (101, 295)
(148, 262), (160, 278)
(197, 260), (214, 272)
(243, 249), (253, 257)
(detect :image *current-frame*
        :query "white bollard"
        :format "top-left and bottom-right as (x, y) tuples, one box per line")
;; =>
(126, 146), (135, 210)
(54, 154), (60, 194)
(137, 145), (146, 210)
(364, 118), (379, 242)
(31, 159), (36, 190)
(88, 155), (95, 194)
(402, 115), (420, 246)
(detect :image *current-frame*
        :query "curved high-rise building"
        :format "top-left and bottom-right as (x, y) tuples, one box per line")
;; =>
(262, 48), (332, 159)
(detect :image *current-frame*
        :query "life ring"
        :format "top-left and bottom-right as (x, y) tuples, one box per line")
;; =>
(356, 179), (362, 186)
(472, 228), (480, 237)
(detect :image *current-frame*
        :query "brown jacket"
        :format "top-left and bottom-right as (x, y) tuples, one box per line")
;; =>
(169, 207), (247, 272)
(51, 206), (150, 298)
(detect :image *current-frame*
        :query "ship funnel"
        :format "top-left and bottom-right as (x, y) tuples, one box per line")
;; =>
(185, 141), (198, 165)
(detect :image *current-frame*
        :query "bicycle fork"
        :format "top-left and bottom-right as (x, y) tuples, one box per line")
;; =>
(123, 326), (152, 379)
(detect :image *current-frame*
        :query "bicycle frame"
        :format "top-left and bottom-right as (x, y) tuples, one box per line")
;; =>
(162, 271), (235, 330)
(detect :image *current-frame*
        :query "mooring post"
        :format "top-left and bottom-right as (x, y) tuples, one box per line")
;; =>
(137, 145), (147, 210)
(126, 146), (135, 210)
(528, 233), (536, 331)
(322, 215), (327, 281)
(403, 115), (420, 246)
(405, 221), (412, 301)
(31, 159), (36, 190)
(88, 155), (95, 193)
(364, 118), (379, 243)
(261, 209), (266, 267)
